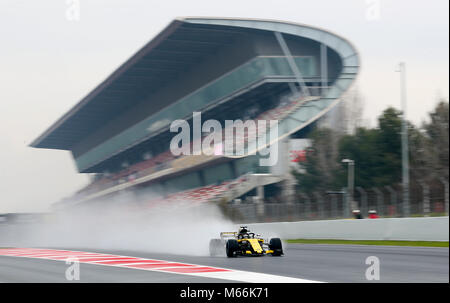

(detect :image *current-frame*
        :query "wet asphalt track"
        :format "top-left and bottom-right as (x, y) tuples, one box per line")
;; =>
(0, 244), (448, 283)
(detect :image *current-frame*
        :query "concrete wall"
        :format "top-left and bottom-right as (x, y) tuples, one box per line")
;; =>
(244, 217), (449, 241)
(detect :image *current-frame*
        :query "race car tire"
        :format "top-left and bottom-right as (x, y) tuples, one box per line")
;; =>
(269, 238), (283, 256)
(209, 239), (222, 256)
(226, 239), (239, 258)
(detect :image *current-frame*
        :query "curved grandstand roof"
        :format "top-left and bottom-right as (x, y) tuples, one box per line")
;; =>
(30, 17), (359, 151)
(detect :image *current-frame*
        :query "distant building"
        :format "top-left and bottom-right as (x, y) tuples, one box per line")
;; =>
(30, 18), (360, 209)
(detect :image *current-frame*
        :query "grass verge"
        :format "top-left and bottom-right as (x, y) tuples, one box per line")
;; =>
(286, 239), (449, 247)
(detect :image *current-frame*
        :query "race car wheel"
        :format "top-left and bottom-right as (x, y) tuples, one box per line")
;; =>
(209, 239), (222, 256)
(269, 238), (283, 256)
(226, 239), (239, 258)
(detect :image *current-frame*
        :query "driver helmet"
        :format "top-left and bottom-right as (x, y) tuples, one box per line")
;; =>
(239, 226), (248, 234)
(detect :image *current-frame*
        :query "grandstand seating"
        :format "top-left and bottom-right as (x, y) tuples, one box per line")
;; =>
(78, 94), (312, 196)
(145, 175), (250, 208)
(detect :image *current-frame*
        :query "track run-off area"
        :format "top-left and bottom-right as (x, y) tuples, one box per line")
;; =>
(0, 244), (448, 283)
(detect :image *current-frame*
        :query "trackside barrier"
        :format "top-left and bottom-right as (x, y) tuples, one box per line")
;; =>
(243, 216), (449, 241)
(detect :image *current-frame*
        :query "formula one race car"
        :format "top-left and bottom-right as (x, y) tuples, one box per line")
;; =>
(209, 226), (283, 257)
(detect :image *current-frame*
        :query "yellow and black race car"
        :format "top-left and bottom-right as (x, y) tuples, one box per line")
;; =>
(209, 226), (283, 257)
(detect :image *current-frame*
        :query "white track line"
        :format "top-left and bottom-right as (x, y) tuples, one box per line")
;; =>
(0, 248), (322, 283)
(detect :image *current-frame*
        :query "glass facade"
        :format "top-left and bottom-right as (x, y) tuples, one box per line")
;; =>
(165, 171), (202, 194)
(203, 162), (234, 185)
(75, 56), (317, 171)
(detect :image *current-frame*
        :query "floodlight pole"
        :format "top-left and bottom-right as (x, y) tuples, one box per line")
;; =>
(342, 159), (355, 214)
(348, 160), (355, 210)
(398, 62), (410, 217)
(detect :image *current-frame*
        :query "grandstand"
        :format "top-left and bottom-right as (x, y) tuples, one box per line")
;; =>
(30, 18), (360, 209)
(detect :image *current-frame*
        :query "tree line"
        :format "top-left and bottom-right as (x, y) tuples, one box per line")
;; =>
(293, 100), (449, 194)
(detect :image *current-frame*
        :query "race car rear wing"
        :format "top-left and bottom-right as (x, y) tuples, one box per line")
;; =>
(220, 232), (237, 239)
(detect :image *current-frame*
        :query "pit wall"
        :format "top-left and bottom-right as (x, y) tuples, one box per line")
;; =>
(243, 216), (449, 241)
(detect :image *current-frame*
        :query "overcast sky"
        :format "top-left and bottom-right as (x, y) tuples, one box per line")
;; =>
(0, 0), (448, 213)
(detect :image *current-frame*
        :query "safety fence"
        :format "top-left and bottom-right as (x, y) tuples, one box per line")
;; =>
(223, 179), (449, 223)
